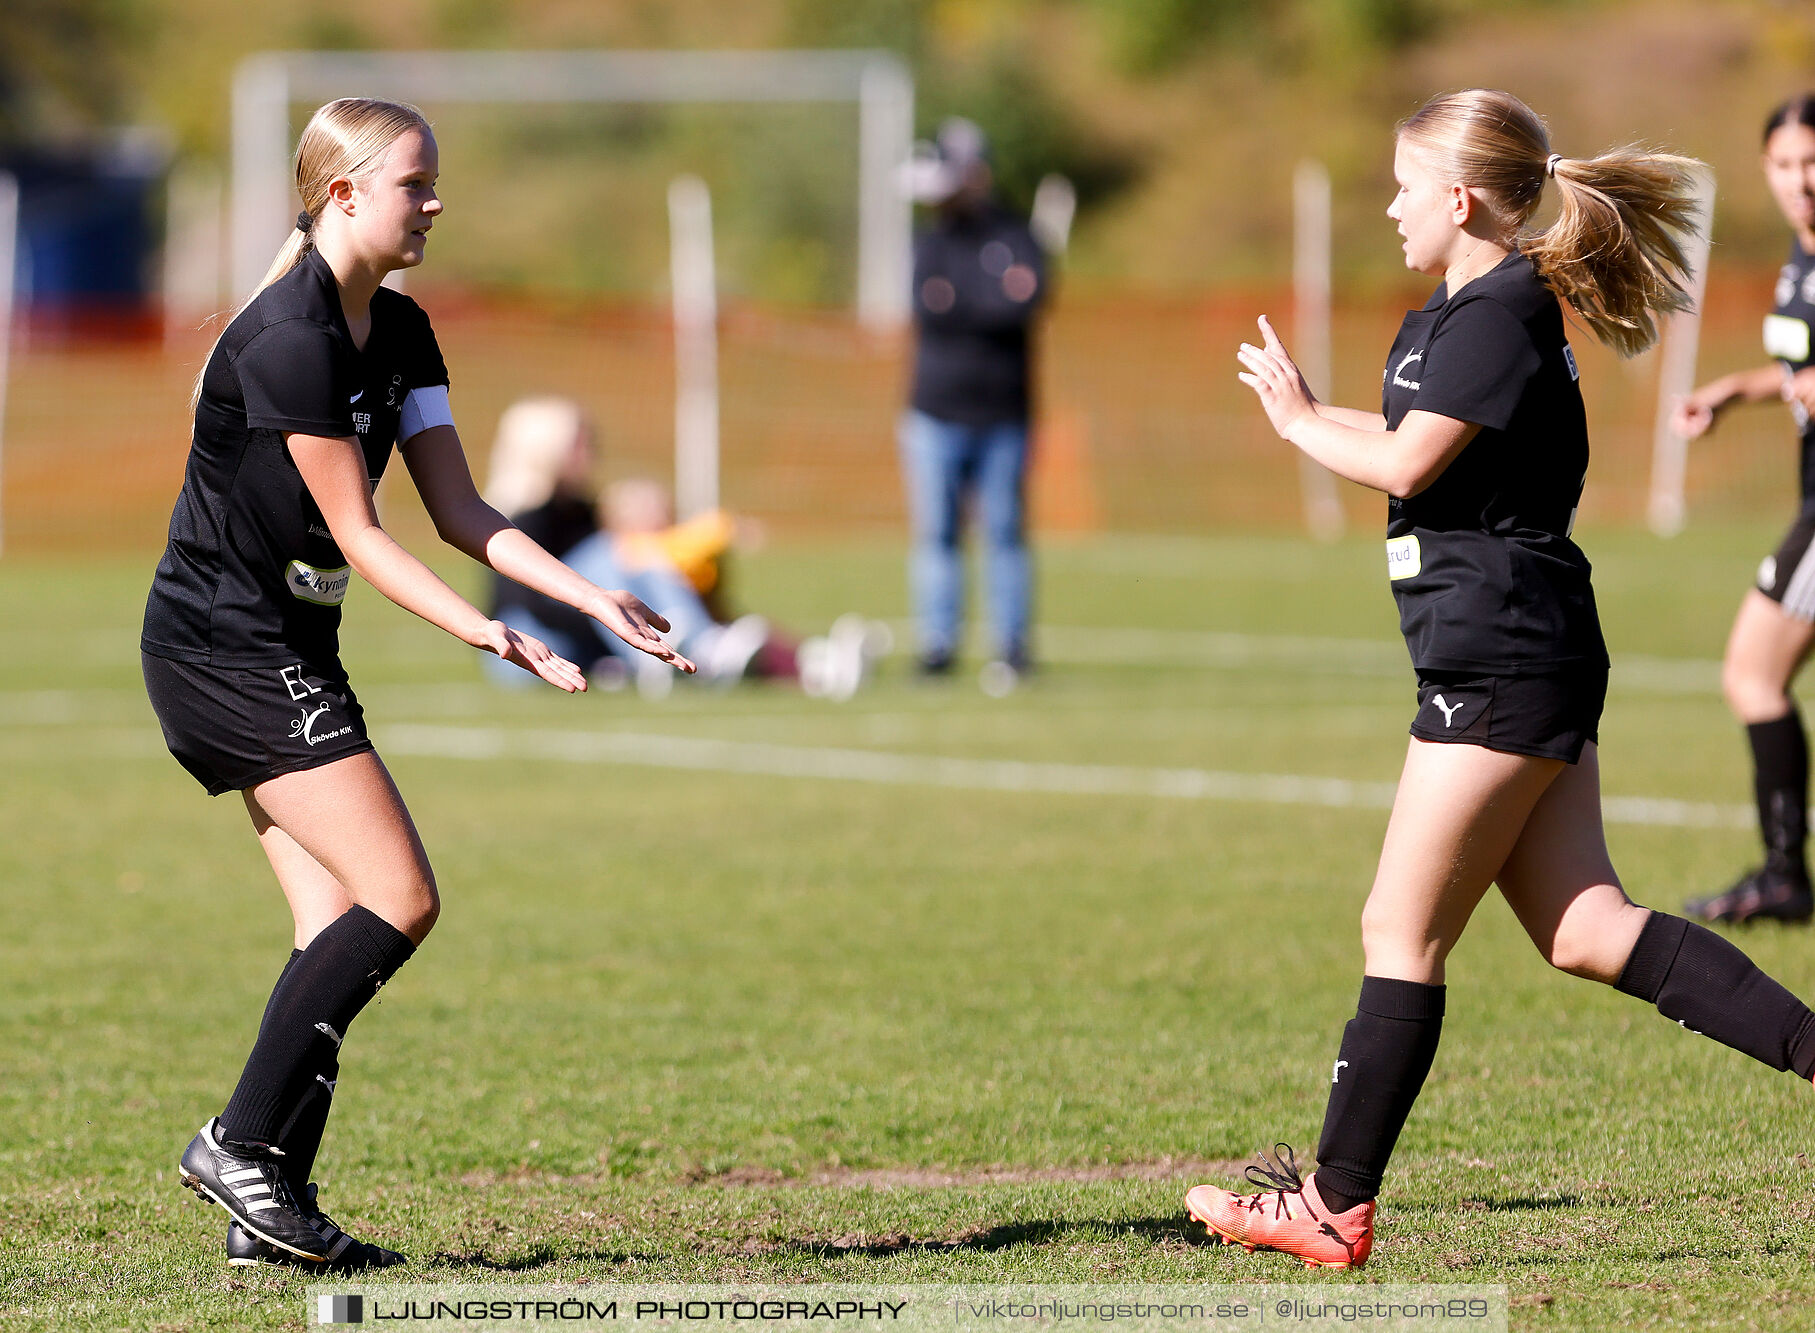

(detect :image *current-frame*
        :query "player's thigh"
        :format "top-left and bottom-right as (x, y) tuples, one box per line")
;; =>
(1362, 738), (1562, 982)
(242, 801), (356, 949)
(244, 751), (438, 942)
(1494, 744), (1646, 982)
(1724, 589), (1815, 708)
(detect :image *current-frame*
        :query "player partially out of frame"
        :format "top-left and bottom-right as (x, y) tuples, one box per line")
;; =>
(1676, 95), (1815, 926)
(1187, 88), (1815, 1269)
(140, 97), (693, 1271)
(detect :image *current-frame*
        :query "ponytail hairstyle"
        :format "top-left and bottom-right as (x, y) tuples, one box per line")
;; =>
(192, 97), (432, 408)
(1397, 88), (1702, 357)
(1764, 93), (1815, 146)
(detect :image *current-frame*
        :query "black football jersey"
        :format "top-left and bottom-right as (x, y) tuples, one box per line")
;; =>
(1379, 252), (1608, 673)
(142, 250), (449, 667)
(1766, 238), (1815, 502)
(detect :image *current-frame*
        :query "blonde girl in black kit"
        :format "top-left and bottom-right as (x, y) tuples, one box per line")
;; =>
(1184, 88), (1815, 1269)
(142, 98), (693, 1270)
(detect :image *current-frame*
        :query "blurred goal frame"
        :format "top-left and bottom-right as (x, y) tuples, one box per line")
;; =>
(228, 49), (915, 329)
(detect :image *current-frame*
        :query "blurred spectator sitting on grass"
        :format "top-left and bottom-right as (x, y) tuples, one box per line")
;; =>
(605, 476), (892, 700)
(479, 397), (766, 696)
(606, 477), (746, 622)
(481, 398), (885, 699)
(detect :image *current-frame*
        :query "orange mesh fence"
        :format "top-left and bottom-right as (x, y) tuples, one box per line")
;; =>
(1, 267), (1799, 556)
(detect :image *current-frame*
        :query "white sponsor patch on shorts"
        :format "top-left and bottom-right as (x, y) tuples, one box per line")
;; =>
(1765, 314), (1811, 362)
(285, 560), (351, 606)
(1386, 535), (1421, 580)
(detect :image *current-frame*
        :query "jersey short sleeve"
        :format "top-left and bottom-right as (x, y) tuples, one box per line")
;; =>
(235, 319), (358, 437)
(1410, 296), (1542, 433)
(394, 297), (450, 391)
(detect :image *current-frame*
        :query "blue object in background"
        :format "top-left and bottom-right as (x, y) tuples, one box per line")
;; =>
(1, 132), (168, 311)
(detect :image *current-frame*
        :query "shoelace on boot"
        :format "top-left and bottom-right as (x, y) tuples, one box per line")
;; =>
(1238, 1143), (1360, 1263)
(220, 1135), (308, 1215)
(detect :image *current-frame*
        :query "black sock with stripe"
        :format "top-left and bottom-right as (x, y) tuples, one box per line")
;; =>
(1748, 709), (1810, 883)
(1616, 911), (1815, 1077)
(251, 948), (335, 1197)
(1312, 977), (1446, 1215)
(275, 1042), (339, 1198)
(218, 906), (414, 1149)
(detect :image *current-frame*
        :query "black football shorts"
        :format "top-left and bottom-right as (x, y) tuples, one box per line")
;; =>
(1756, 507), (1815, 622)
(1408, 664), (1607, 764)
(142, 652), (373, 795)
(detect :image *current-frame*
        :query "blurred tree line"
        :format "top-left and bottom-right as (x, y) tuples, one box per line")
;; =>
(3, 0), (1812, 301)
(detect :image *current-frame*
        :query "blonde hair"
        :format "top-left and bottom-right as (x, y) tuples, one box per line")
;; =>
(192, 98), (432, 408)
(255, 97), (433, 293)
(1398, 89), (1702, 357)
(481, 397), (590, 516)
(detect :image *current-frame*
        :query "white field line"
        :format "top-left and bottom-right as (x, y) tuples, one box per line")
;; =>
(379, 724), (1752, 830)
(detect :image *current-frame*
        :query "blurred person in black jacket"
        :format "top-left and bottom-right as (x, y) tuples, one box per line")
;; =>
(900, 118), (1048, 691)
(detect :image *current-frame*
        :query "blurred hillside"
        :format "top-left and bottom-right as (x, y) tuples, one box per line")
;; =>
(3, 0), (1814, 302)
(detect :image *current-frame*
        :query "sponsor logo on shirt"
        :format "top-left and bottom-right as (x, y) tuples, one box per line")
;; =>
(1765, 313), (1811, 363)
(1386, 534), (1421, 580)
(1803, 267), (1815, 307)
(352, 411), (372, 435)
(1392, 350), (1423, 391)
(1777, 264), (1798, 308)
(285, 559), (351, 606)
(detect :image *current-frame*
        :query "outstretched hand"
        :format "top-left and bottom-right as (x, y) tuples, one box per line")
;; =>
(1669, 393), (1717, 440)
(1236, 315), (1317, 438)
(592, 591), (698, 675)
(477, 621), (590, 693)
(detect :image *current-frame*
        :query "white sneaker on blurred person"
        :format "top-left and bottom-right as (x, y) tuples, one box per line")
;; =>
(798, 635), (834, 699)
(799, 614), (890, 702)
(978, 658), (1021, 697)
(695, 614), (769, 688)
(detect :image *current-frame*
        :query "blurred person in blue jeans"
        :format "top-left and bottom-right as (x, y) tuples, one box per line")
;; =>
(900, 118), (1048, 688)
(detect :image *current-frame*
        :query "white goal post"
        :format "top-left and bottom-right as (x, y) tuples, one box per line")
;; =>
(229, 48), (915, 329)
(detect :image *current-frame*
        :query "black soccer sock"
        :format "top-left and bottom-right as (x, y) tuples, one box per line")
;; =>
(218, 906), (415, 1149)
(276, 1042), (339, 1197)
(261, 948), (304, 1027)
(1748, 709), (1810, 882)
(1313, 977), (1446, 1214)
(254, 948), (335, 1193)
(1616, 911), (1815, 1079)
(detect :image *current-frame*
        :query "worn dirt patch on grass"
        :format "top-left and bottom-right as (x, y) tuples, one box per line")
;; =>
(684, 1158), (1254, 1189)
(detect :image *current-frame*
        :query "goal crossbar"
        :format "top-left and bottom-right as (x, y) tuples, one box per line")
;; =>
(230, 49), (914, 327)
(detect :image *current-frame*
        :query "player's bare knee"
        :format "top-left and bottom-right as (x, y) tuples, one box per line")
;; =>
(407, 880), (441, 940)
(1544, 904), (1642, 983)
(1722, 657), (1785, 721)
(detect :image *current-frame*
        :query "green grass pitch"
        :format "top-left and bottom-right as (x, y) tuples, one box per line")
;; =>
(4, 525), (1814, 1330)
